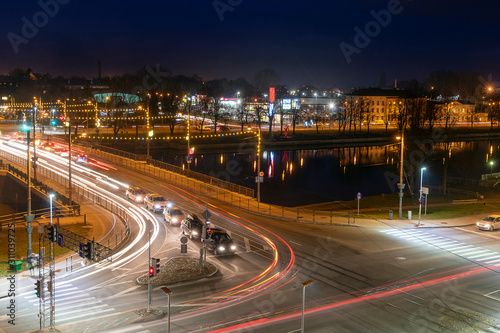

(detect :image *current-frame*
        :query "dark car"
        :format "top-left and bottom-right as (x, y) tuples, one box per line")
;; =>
(204, 228), (236, 255)
(181, 214), (206, 240)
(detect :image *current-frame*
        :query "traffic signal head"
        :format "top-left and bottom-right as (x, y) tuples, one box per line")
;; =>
(34, 280), (41, 298)
(47, 225), (56, 242)
(155, 258), (160, 275)
(84, 241), (92, 259)
(149, 266), (154, 277)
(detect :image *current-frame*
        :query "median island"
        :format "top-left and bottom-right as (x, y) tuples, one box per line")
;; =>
(136, 256), (218, 286)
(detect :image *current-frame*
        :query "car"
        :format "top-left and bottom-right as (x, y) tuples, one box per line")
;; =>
(196, 124), (210, 131)
(42, 142), (55, 151)
(126, 186), (147, 203)
(204, 228), (236, 255)
(144, 193), (168, 212)
(72, 153), (88, 163)
(181, 214), (207, 240)
(477, 215), (500, 231)
(163, 206), (185, 226)
(57, 149), (70, 157)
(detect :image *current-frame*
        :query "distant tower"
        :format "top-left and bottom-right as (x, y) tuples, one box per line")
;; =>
(98, 61), (101, 79)
(379, 72), (386, 89)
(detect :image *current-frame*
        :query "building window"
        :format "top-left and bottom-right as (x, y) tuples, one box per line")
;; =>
(377, 101), (380, 106)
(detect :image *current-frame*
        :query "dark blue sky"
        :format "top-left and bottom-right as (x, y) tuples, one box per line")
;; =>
(1, 0), (498, 89)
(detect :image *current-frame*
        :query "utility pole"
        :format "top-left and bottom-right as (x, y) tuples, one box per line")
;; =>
(67, 120), (72, 204)
(257, 127), (261, 202)
(25, 130), (34, 258)
(397, 127), (405, 219)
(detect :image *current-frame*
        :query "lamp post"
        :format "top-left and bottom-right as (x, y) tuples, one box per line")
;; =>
(397, 128), (405, 219)
(418, 167), (426, 226)
(490, 161), (494, 177)
(160, 287), (172, 333)
(301, 280), (314, 333)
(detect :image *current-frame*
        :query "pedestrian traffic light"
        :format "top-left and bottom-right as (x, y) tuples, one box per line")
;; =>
(154, 258), (160, 275)
(83, 241), (92, 259)
(34, 280), (41, 298)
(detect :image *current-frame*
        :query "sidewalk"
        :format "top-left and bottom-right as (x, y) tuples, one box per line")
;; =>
(346, 213), (482, 229)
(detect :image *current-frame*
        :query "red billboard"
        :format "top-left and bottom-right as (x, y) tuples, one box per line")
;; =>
(269, 87), (275, 103)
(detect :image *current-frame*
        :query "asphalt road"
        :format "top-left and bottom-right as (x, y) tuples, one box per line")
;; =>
(2, 130), (500, 332)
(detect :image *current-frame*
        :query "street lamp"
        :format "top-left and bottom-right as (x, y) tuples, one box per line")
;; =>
(490, 160), (494, 177)
(160, 287), (172, 333)
(301, 280), (314, 333)
(396, 129), (405, 219)
(418, 167), (426, 226)
(49, 193), (55, 225)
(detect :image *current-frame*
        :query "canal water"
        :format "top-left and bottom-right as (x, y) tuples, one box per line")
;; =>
(158, 140), (499, 207)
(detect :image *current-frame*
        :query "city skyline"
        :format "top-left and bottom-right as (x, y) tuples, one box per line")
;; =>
(1, 1), (499, 90)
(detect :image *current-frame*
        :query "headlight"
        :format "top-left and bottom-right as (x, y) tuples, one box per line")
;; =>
(218, 246), (225, 251)
(192, 231), (198, 235)
(154, 204), (160, 209)
(167, 202), (173, 208)
(230, 245), (236, 250)
(172, 218), (177, 222)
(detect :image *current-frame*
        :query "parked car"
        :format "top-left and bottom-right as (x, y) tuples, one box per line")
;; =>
(163, 206), (185, 226)
(144, 193), (168, 213)
(126, 186), (147, 203)
(181, 214), (207, 240)
(477, 215), (500, 231)
(204, 228), (236, 255)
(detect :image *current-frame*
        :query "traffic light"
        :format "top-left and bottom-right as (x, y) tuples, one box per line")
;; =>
(47, 225), (56, 242)
(51, 119), (56, 126)
(34, 280), (41, 298)
(154, 258), (160, 275)
(149, 265), (155, 278)
(83, 241), (92, 259)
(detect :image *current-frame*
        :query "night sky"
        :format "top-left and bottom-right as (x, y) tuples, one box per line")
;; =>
(1, 0), (498, 89)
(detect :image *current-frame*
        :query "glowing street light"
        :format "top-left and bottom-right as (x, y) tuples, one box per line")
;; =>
(490, 160), (494, 176)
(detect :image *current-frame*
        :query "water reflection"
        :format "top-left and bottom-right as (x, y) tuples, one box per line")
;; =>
(160, 140), (498, 206)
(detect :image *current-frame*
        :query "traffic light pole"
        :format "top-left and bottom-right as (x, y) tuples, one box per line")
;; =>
(25, 130), (34, 258)
(148, 230), (151, 311)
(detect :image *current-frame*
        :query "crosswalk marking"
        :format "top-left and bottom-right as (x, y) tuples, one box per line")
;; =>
(381, 229), (500, 265)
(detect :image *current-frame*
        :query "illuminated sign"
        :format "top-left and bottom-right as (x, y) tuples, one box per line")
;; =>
(268, 103), (275, 117)
(269, 87), (275, 103)
(282, 99), (300, 110)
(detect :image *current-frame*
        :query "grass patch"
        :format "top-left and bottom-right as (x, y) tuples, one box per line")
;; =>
(362, 202), (499, 220)
(0, 221), (93, 277)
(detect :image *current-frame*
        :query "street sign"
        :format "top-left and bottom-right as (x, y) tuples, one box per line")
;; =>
(57, 233), (64, 247)
(357, 192), (361, 200)
(202, 209), (211, 221)
(422, 187), (429, 195)
(255, 176), (264, 183)
(259, 171), (264, 177)
(186, 156), (193, 163)
(180, 236), (188, 244)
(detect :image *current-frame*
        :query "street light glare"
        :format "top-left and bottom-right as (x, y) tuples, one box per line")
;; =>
(49, 193), (55, 198)
(421, 167), (427, 170)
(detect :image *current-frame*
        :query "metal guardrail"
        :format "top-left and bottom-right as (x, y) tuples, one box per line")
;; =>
(0, 147), (131, 260)
(426, 185), (481, 198)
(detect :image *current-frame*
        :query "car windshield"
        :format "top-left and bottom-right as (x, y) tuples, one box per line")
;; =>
(214, 233), (231, 242)
(153, 197), (166, 201)
(171, 210), (183, 215)
(136, 189), (146, 194)
(483, 217), (496, 222)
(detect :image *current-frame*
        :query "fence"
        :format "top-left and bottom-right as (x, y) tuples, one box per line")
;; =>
(0, 147), (131, 264)
(426, 185), (481, 198)
(70, 140), (359, 225)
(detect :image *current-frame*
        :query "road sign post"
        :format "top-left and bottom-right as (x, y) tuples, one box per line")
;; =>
(357, 192), (361, 216)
